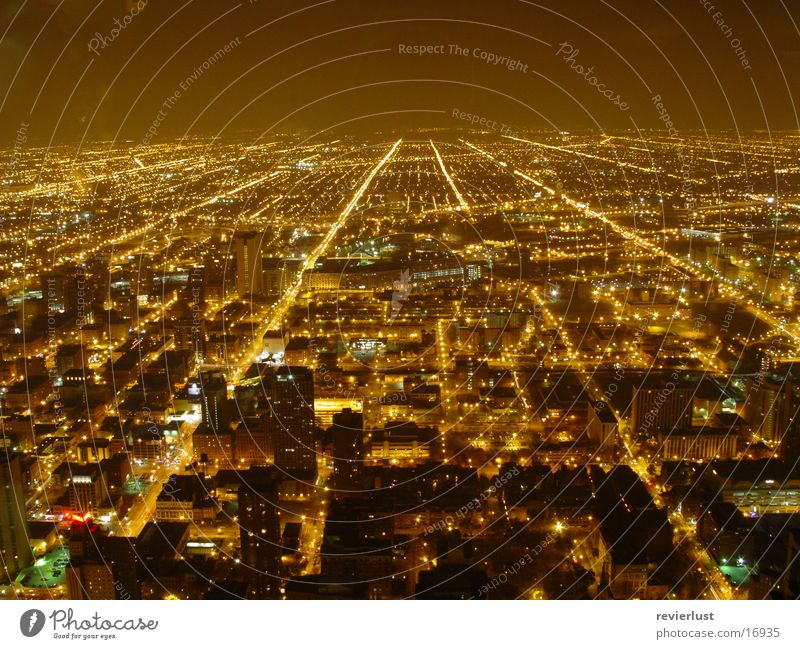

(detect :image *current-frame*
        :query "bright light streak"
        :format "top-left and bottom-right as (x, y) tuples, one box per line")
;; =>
(430, 139), (468, 210)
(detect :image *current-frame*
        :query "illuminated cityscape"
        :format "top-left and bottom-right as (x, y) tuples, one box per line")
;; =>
(1, 130), (799, 600)
(1, 0), (800, 611)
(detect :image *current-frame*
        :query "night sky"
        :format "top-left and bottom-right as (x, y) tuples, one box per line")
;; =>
(1, 0), (799, 144)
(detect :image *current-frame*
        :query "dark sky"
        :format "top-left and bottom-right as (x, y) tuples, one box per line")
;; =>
(1, 0), (799, 145)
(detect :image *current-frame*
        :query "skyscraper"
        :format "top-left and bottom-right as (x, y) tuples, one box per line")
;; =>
(238, 467), (281, 598)
(200, 371), (229, 434)
(234, 232), (263, 297)
(0, 453), (32, 579)
(631, 382), (693, 436)
(746, 377), (798, 445)
(67, 534), (139, 600)
(329, 408), (364, 494)
(265, 366), (316, 475)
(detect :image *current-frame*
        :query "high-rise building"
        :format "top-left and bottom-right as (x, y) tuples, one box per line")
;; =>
(262, 258), (286, 296)
(234, 415), (272, 466)
(329, 408), (364, 494)
(238, 467), (281, 598)
(67, 535), (138, 600)
(172, 316), (206, 365)
(746, 377), (798, 445)
(234, 232), (263, 297)
(67, 517), (139, 600)
(783, 415), (800, 465)
(587, 401), (619, 461)
(200, 371), (229, 434)
(66, 464), (103, 514)
(200, 253), (230, 303)
(0, 453), (33, 579)
(631, 382), (693, 436)
(265, 366), (316, 475)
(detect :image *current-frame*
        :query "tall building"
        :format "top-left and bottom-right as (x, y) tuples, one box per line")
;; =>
(235, 415), (272, 466)
(200, 371), (229, 434)
(66, 463), (103, 514)
(262, 258), (287, 296)
(587, 401), (619, 461)
(0, 453), (32, 579)
(631, 382), (693, 436)
(238, 467), (281, 598)
(69, 535), (138, 600)
(234, 232), (263, 297)
(779, 387), (800, 464)
(746, 377), (798, 445)
(265, 366), (316, 475)
(67, 518), (139, 600)
(172, 316), (206, 365)
(329, 408), (364, 494)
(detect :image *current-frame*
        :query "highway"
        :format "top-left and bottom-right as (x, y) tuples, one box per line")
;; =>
(228, 139), (403, 383)
(465, 139), (735, 599)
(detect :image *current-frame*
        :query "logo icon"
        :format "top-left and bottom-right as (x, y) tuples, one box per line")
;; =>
(20, 609), (45, 637)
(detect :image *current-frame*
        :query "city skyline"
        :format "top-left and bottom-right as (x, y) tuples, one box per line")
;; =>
(1, 128), (799, 601)
(1, 0), (800, 616)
